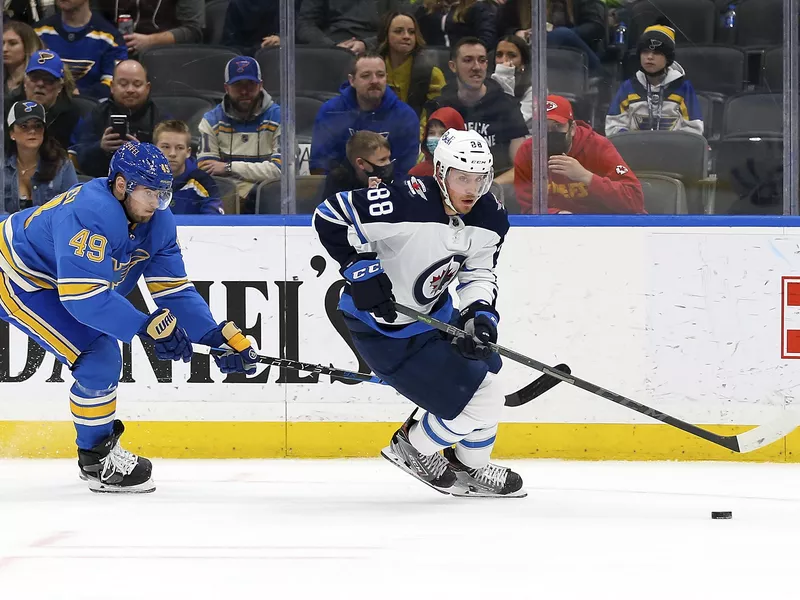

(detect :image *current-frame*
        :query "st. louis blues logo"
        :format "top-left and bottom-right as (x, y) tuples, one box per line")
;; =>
(22, 101), (37, 112)
(37, 51), (56, 64)
(235, 60), (250, 73)
(413, 255), (466, 305)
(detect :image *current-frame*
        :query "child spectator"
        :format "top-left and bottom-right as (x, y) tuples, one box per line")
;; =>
(606, 24), (704, 136)
(415, 0), (497, 51)
(409, 106), (466, 177)
(4, 21), (44, 98)
(322, 130), (394, 199)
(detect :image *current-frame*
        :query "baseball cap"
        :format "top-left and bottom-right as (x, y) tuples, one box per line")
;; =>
(225, 56), (262, 85)
(546, 95), (574, 124)
(7, 101), (47, 128)
(26, 50), (65, 79)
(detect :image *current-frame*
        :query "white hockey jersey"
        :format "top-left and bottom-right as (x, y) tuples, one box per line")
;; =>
(313, 176), (509, 336)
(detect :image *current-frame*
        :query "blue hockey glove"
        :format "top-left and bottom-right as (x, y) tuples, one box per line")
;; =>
(342, 253), (397, 323)
(454, 302), (499, 361)
(199, 322), (258, 375)
(138, 308), (193, 362)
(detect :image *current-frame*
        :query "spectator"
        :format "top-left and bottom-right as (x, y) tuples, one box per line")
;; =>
(3, 101), (78, 215)
(4, 21), (44, 97)
(35, 0), (128, 99)
(491, 34), (532, 132)
(222, 0), (286, 55)
(71, 59), (163, 176)
(514, 95), (644, 214)
(4, 0), (56, 25)
(606, 25), (704, 136)
(409, 106), (465, 177)
(430, 37), (527, 178)
(197, 56), (281, 213)
(415, 0), (497, 51)
(310, 53), (419, 176)
(377, 10), (445, 134)
(154, 120), (222, 215)
(94, 0), (204, 53)
(322, 130), (393, 199)
(497, 0), (605, 74)
(297, 0), (408, 54)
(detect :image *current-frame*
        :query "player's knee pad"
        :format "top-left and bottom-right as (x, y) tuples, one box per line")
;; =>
(71, 334), (122, 391)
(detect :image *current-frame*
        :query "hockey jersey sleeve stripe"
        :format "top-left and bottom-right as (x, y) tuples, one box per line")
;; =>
(58, 282), (108, 301)
(339, 192), (368, 244)
(315, 202), (347, 226)
(149, 282), (195, 299)
(0, 219), (56, 290)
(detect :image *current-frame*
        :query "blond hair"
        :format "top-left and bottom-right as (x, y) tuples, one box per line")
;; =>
(346, 131), (391, 166)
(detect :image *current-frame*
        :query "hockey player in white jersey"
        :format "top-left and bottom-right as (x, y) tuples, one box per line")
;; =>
(313, 129), (523, 497)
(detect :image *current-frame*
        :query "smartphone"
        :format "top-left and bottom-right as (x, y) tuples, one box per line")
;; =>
(110, 114), (129, 138)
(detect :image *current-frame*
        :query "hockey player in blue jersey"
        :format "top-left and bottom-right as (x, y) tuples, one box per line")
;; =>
(313, 129), (524, 497)
(0, 141), (257, 493)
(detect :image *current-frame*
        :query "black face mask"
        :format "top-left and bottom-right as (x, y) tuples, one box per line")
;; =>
(364, 159), (395, 183)
(547, 131), (570, 157)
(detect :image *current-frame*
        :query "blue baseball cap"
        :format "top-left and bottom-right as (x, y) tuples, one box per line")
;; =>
(225, 56), (262, 85)
(26, 50), (64, 79)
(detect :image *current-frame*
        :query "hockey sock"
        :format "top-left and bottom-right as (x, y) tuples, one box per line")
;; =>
(454, 424), (498, 468)
(408, 410), (470, 456)
(70, 381), (117, 450)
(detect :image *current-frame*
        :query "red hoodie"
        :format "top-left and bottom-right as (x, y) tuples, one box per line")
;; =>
(514, 121), (645, 214)
(409, 107), (467, 177)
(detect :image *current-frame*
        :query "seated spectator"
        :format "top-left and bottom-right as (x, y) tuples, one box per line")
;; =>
(491, 34), (532, 132)
(515, 95), (644, 214)
(415, 0), (497, 51)
(222, 0), (288, 55)
(197, 56), (281, 213)
(297, 0), (409, 54)
(4, 21), (44, 97)
(606, 25), (703, 136)
(410, 106), (466, 177)
(94, 0), (204, 53)
(377, 10), (445, 134)
(3, 101), (78, 215)
(153, 120), (222, 215)
(35, 0), (128, 99)
(497, 0), (605, 74)
(310, 53), (419, 177)
(71, 59), (163, 176)
(322, 130), (393, 199)
(430, 37), (527, 178)
(3, 0), (56, 25)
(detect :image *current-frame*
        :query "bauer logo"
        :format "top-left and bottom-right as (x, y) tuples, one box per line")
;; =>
(781, 277), (800, 359)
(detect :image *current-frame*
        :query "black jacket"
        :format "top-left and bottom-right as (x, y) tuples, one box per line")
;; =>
(297, 0), (408, 48)
(222, 0), (285, 56)
(321, 162), (367, 200)
(497, 0), (605, 46)
(416, 2), (497, 52)
(70, 96), (164, 176)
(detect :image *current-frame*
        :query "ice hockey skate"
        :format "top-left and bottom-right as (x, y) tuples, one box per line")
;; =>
(443, 447), (526, 498)
(78, 420), (155, 493)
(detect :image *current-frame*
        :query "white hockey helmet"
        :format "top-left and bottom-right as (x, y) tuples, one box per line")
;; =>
(433, 128), (494, 213)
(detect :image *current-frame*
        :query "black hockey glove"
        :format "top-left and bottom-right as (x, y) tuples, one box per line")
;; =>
(342, 253), (397, 323)
(454, 302), (499, 361)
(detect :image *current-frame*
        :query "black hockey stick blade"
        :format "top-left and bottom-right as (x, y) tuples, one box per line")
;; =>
(504, 364), (571, 407)
(394, 303), (799, 454)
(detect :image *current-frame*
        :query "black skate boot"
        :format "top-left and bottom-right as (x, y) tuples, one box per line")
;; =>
(443, 447), (526, 498)
(77, 420), (155, 493)
(381, 414), (457, 494)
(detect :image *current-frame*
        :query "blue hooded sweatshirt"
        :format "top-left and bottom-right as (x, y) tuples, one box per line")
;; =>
(310, 82), (420, 175)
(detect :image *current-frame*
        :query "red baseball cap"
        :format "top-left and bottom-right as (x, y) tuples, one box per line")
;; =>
(546, 95), (573, 124)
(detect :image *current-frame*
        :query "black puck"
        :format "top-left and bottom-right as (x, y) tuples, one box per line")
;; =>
(711, 511), (732, 519)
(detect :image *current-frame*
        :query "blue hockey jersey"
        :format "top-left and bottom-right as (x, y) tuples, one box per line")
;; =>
(35, 14), (128, 99)
(313, 176), (509, 337)
(0, 178), (217, 343)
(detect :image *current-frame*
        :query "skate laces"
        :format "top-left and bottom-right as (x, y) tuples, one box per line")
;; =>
(421, 451), (450, 480)
(100, 442), (138, 480)
(471, 463), (508, 489)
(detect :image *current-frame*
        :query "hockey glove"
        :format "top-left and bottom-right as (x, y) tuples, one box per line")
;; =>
(454, 302), (499, 361)
(138, 308), (193, 363)
(199, 322), (258, 375)
(342, 252), (397, 323)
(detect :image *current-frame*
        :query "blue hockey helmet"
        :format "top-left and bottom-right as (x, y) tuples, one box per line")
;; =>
(108, 141), (173, 210)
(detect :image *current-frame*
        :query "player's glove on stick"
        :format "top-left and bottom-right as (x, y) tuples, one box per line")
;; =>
(342, 252), (397, 323)
(138, 308), (193, 362)
(199, 322), (258, 375)
(454, 302), (499, 361)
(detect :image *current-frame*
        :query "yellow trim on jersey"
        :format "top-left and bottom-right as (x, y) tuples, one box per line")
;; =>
(0, 272), (79, 364)
(619, 93), (641, 113)
(86, 30), (117, 46)
(24, 186), (80, 229)
(34, 25), (57, 35)
(57, 282), (108, 301)
(258, 122), (279, 133)
(183, 179), (210, 198)
(0, 221), (55, 290)
(667, 93), (690, 120)
(146, 278), (191, 295)
(70, 398), (117, 420)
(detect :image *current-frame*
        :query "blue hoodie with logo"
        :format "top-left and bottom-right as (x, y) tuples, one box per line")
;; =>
(170, 158), (223, 215)
(310, 83), (420, 175)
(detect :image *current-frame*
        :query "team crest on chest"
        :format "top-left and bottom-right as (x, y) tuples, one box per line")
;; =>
(413, 254), (467, 305)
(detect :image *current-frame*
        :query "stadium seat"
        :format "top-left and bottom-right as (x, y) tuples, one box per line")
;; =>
(547, 48), (588, 103)
(761, 47), (782, 92)
(212, 176), (239, 215)
(255, 175), (326, 214)
(256, 46), (352, 98)
(71, 95), (99, 119)
(695, 92), (719, 142)
(638, 173), (688, 214)
(139, 45), (238, 97)
(734, 0), (783, 47)
(674, 45), (746, 101)
(425, 46), (455, 82)
(77, 174), (93, 184)
(204, 0), (230, 46)
(722, 93), (782, 138)
(150, 95), (216, 131)
(629, 0), (717, 46)
(295, 95), (324, 138)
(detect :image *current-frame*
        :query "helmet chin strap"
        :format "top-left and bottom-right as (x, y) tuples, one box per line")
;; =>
(436, 167), (459, 215)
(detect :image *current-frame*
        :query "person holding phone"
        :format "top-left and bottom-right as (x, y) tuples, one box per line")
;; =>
(70, 59), (165, 176)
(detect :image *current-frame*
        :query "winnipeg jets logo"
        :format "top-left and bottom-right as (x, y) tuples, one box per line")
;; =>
(405, 177), (428, 200)
(428, 265), (458, 295)
(615, 165), (629, 175)
(413, 255), (467, 305)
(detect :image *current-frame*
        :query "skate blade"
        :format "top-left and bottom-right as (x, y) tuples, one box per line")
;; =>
(450, 474), (528, 499)
(380, 446), (453, 496)
(86, 477), (156, 494)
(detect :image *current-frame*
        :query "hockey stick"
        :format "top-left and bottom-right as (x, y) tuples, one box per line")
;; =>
(192, 344), (560, 405)
(394, 304), (799, 453)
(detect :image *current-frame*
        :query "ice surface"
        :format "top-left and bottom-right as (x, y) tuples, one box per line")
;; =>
(1, 459), (799, 599)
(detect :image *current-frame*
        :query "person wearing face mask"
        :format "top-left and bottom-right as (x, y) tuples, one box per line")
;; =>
(514, 94), (644, 214)
(490, 34), (532, 133)
(605, 23), (703, 137)
(322, 131), (395, 200)
(410, 107), (466, 177)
